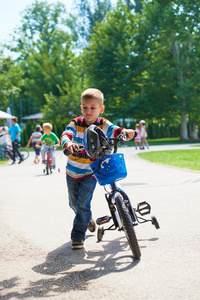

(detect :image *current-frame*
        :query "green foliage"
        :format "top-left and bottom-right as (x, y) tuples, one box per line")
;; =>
(147, 123), (180, 139)
(10, 1), (78, 115)
(0, 55), (23, 113)
(82, 3), (140, 121)
(1, 0), (199, 142)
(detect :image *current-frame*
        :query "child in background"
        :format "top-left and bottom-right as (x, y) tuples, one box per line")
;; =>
(0, 126), (11, 147)
(36, 123), (60, 169)
(61, 88), (136, 250)
(26, 125), (42, 164)
(140, 120), (149, 149)
(134, 123), (141, 150)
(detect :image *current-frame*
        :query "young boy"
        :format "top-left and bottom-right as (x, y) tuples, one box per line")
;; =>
(61, 88), (135, 250)
(36, 123), (60, 169)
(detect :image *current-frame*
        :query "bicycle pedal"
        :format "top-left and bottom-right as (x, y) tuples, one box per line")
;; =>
(137, 201), (151, 216)
(96, 216), (112, 225)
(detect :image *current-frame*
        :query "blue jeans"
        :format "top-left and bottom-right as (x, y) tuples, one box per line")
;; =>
(66, 175), (97, 241)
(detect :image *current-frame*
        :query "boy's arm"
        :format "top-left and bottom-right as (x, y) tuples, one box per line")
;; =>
(122, 129), (136, 140)
(61, 124), (79, 154)
(26, 136), (32, 148)
(35, 139), (43, 148)
(55, 139), (60, 148)
(63, 141), (79, 154)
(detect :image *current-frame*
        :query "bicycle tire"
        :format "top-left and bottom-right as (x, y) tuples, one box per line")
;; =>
(46, 161), (49, 175)
(5, 150), (13, 160)
(19, 149), (29, 160)
(115, 193), (141, 259)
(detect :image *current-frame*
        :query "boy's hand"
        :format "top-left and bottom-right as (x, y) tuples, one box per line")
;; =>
(123, 129), (136, 140)
(35, 144), (40, 149)
(64, 141), (79, 154)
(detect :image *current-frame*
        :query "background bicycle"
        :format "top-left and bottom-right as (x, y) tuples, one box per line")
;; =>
(2, 143), (29, 162)
(38, 145), (60, 175)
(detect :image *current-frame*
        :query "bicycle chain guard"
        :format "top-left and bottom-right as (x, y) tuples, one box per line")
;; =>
(136, 201), (151, 216)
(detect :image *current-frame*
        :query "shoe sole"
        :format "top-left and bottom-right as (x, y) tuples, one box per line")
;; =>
(88, 225), (96, 232)
(72, 244), (84, 250)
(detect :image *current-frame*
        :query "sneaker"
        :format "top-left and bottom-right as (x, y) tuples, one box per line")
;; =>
(18, 159), (24, 164)
(11, 160), (16, 165)
(71, 238), (84, 250)
(88, 217), (96, 233)
(33, 160), (37, 164)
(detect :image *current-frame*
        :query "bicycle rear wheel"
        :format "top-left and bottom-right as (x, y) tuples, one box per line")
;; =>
(19, 149), (29, 160)
(115, 193), (141, 259)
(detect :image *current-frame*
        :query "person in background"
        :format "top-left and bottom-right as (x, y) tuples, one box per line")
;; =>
(36, 122), (60, 169)
(0, 126), (11, 147)
(134, 123), (142, 150)
(0, 117), (23, 164)
(26, 125), (42, 164)
(140, 120), (149, 149)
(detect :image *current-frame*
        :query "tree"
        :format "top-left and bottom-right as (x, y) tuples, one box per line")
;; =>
(72, 0), (112, 47)
(135, 0), (200, 139)
(10, 1), (78, 115)
(0, 54), (23, 115)
(82, 3), (141, 121)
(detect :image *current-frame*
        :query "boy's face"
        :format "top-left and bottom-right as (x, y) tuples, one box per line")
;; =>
(81, 98), (105, 125)
(43, 126), (51, 135)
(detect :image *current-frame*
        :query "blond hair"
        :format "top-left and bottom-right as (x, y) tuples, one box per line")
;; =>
(42, 122), (52, 130)
(81, 88), (104, 106)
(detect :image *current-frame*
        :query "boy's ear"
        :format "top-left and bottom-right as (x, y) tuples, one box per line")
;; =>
(100, 106), (105, 114)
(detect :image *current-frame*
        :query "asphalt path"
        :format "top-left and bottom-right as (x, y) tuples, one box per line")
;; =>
(0, 144), (200, 300)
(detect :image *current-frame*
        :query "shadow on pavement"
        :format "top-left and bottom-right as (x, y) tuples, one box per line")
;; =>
(0, 237), (140, 299)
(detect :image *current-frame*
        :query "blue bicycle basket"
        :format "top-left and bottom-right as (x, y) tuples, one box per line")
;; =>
(90, 153), (127, 186)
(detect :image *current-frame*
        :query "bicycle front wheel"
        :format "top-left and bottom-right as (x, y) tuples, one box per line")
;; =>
(46, 161), (49, 175)
(20, 149), (29, 160)
(115, 193), (141, 259)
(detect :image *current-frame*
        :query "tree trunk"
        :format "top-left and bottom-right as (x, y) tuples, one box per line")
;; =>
(180, 111), (189, 140)
(190, 122), (198, 139)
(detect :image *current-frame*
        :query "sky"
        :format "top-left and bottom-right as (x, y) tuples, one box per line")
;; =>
(0, 0), (118, 44)
(0, 0), (75, 44)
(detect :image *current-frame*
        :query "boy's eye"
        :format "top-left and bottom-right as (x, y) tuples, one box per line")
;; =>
(83, 107), (96, 110)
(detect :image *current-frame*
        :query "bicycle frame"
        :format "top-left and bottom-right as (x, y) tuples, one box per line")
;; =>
(46, 151), (52, 168)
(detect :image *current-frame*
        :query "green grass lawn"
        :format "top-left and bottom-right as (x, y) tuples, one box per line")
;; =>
(138, 149), (200, 171)
(128, 137), (200, 147)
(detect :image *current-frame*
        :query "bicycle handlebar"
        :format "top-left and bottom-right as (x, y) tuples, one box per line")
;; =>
(63, 133), (131, 157)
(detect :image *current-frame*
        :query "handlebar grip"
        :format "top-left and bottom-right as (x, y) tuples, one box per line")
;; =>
(63, 148), (71, 156)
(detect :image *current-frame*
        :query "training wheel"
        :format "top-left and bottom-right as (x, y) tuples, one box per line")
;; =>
(97, 226), (104, 242)
(151, 216), (160, 229)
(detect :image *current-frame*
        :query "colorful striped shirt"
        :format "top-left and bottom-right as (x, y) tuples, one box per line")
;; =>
(61, 116), (123, 179)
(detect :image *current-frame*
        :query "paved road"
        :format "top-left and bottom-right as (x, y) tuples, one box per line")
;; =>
(0, 145), (200, 300)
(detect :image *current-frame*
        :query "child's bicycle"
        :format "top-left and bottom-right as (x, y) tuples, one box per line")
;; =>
(64, 128), (160, 259)
(3, 144), (29, 161)
(42, 146), (60, 175)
